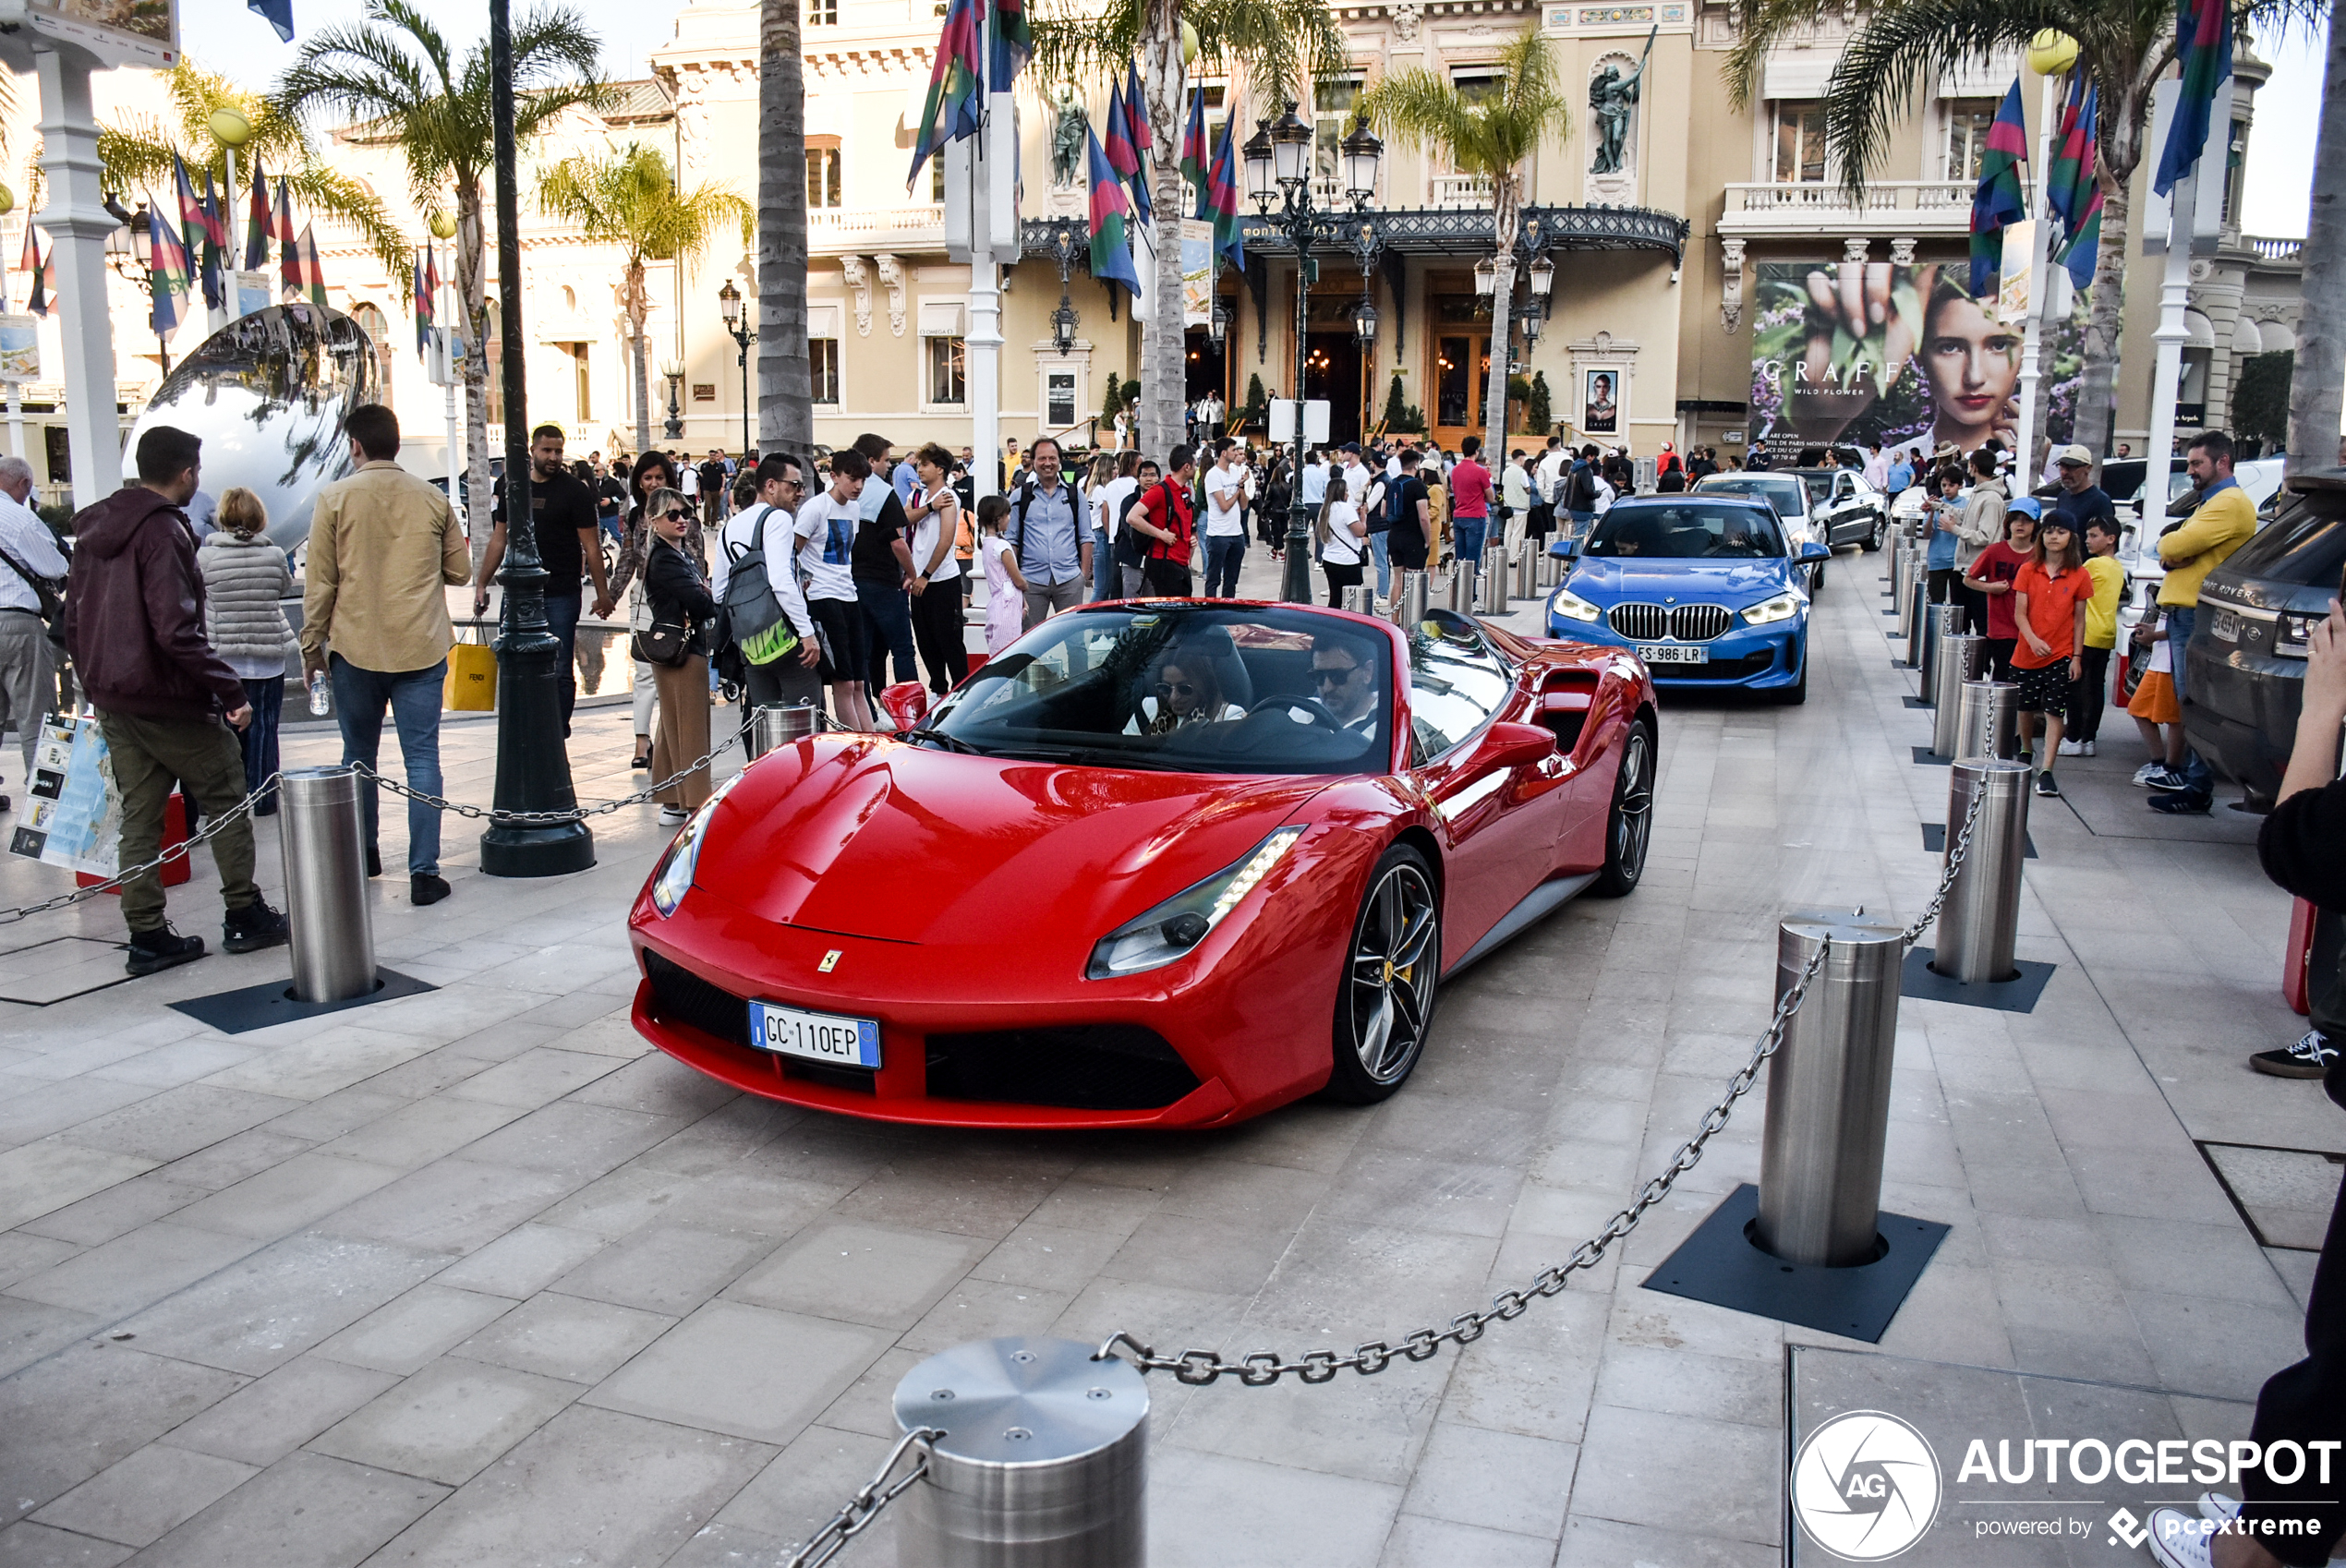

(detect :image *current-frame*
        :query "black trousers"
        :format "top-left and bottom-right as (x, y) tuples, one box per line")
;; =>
(1323, 560), (1363, 607)
(2240, 987), (2346, 1562)
(911, 578), (969, 694)
(2073, 645), (2111, 743)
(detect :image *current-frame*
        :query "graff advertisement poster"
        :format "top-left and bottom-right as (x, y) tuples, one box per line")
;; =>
(1748, 260), (2086, 459)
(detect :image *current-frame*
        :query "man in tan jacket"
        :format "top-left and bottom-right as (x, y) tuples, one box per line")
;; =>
(301, 404), (471, 905)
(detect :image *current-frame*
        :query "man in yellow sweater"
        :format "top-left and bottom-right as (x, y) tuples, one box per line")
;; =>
(2149, 429), (2258, 813)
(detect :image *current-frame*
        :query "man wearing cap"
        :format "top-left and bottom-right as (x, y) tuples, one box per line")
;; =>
(2044, 445), (2116, 538)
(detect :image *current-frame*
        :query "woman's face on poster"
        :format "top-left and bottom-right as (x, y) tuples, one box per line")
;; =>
(1922, 294), (2020, 444)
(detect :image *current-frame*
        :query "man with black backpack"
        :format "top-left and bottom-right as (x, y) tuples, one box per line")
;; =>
(710, 453), (823, 742)
(1562, 445), (1602, 532)
(1008, 437), (1091, 629)
(0, 456), (66, 814)
(1125, 446), (1198, 597)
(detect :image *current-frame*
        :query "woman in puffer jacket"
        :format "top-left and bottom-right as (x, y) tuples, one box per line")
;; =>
(197, 489), (296, 814)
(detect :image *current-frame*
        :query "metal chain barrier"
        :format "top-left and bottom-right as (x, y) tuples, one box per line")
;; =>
(357, 709), (766, 826)
(0, 772), (281, 928)
(1093, 782), (1992, 1389)
(782, 1427), (941, 1568)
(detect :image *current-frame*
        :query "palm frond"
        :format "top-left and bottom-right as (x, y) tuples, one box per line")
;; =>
(1363, 26), (1570, 179)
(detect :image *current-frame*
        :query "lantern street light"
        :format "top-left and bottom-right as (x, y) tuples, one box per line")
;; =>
(660, 356), (685, 440)
(1242, 103), (1383, 603)
(717, 279), (756, 456)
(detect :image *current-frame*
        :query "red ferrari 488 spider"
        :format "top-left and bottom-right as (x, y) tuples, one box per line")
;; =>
(628, 601), (1656, 1128)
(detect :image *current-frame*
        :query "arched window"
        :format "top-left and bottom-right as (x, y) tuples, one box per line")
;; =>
(349, 302), (394, 393)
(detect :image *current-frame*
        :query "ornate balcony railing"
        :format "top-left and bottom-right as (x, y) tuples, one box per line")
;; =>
(1429, 174), (1496, 209)
(2251, 236), (2305, 262)
(1718, 180), (1973, 236)
(807, 204), (947, 251)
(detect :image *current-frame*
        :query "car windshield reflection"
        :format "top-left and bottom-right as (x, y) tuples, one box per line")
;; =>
(1583, 505), (1788, 560)
(924, 605), (1392, 775)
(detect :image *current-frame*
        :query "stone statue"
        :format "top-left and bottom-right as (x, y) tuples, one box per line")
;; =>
(1589, 27), (1656, 176)
(1050, 86), (1089, 188)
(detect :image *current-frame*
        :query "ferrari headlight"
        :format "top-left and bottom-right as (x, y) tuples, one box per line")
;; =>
(1086, 826), (1304, 979)
(1551, 585), (1604, 623)
(1741, 592), (1802, 626)
(649, 772), (742, 917)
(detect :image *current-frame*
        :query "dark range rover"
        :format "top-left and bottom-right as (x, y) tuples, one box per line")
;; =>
(2183, 470), (2346, 810)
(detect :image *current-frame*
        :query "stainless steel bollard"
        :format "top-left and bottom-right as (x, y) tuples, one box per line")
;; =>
(1512, 549), (1536, 600)
(1755, 910), (1907, 1268)
(1443, 569), (1473, 613)
(751, 700), (821, 759)
(1953, 679), (2019, 761)
(1397, 570), (1430, 625)
(1900, 576), (1927, 667)
(1475, 559), (1509, 614)
(1891, 536), (1911, 608)
(1931, 634), (1988, 757)
(279, 766), (376, 1004)
(1535, 549), (1559, 589)
(1934, 760), (2032, 984)
(1341, 585), (1374, 615)
(894, 1337), (1147, 1567)
(1917, 601), (1960, 705)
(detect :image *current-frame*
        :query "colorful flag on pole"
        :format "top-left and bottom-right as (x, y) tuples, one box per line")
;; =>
(272, 176), (297, 250)
(2155, 0), (2232, 197)
(174, 153), (223, 253)
(17, 223), (50, 318)
(1202, 101), (1245, 271)
(244, 155), (272, 271)
(277, 179), (299, 296)
(1967, 78), (2029, 295)
(148, 207), (189, 337)
(1180, 89), (1209, 201)
(1125, 62), (1153, 154)
(296, 222), (326, 308)
(987, 0), (1031, 90)
(1085, 127), (1141, 297)
(1104, 79), (1152, 225)
(247, 0), (294, 42)
(2047, 73), (2106, 294)
(907, 0), (983, 190)
(198, 175), (226, 309)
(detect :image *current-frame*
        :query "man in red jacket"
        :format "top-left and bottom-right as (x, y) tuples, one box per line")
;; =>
(64, 427), (288, 975)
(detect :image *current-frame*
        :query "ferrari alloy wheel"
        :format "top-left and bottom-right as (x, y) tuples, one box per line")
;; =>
(1592, 718), (1655, 898)
(1327, 846), (1441, 1104)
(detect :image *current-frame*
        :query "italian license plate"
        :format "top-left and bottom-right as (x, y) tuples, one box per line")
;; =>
(2210, 609), (2241, 643)
(750, 1001), (881, 1069)
(1638, 645), (1709, 665)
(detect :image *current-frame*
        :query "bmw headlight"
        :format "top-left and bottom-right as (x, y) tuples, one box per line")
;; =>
(1086, 826), (1304, 979)
(1741, 592), (1802, 626)
(649, 773), (742, 917)
(1551, 585), (1605, 623)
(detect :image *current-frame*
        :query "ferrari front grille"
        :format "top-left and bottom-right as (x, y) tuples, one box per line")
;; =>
(1606, 602), (1730, 642)
(642, 950), (875, 1094)
(925, 1025), (1203, 1111)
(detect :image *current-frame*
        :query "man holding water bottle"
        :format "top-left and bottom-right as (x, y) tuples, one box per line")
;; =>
(302, 404), (473, 907)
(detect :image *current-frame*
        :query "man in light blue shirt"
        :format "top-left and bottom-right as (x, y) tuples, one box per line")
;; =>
(1010, 437), (1091, 628)
(1300, 450), (1329, 510)
(1886, 452), (1916, 495)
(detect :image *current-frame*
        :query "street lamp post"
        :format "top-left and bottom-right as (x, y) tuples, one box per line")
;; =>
(1244, 103), (1381, 605)
(660, 356), (685, 441)
(718, 280), (755, 456)
(479, 0), (594, 877)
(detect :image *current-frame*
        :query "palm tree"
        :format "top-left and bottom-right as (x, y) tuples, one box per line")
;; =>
(272, 0), (607, 573)
(97, 62), (411, 283)
(1723, 0), (2309, 462)
(1364, 28), (1572, 459)
(2288, 17), (2344, 470)
(1035, 0), (1351, 458)
(758, 0), (813, 461)
(538, 143), (750, 453)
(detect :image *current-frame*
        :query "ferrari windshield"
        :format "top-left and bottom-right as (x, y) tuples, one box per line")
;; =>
(922, 604), (1394, 776)
(1583, 504), (1787, 560)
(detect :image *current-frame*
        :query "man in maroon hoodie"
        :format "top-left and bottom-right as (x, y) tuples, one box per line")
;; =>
(65, 427), (288, 975)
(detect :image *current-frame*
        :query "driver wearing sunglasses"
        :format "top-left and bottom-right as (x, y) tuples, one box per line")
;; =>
(1308, 632), (1382, 741)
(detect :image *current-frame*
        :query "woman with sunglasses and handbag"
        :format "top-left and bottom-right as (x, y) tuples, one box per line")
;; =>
(637, 488), (718, 826)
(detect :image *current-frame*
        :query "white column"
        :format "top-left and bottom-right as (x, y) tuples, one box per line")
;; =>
(2013, 71), (2060, 478)
(2143, 166), (2195, 537)
(35, 45), (124, 503)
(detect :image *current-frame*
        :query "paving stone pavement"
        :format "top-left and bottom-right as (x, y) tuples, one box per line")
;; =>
(0, 538), (2334, 1567)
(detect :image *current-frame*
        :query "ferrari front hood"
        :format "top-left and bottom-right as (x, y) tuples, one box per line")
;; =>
(693, 735), (1332, 944)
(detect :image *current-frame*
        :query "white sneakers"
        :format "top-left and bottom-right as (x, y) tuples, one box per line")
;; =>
(658, 805), (689, 826)
(2060, 738), (2085, 756)
(2144, 1496), (2247, 1566)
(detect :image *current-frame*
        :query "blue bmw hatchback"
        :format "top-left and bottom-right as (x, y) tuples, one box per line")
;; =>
(1544, 496), (1827, 704)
